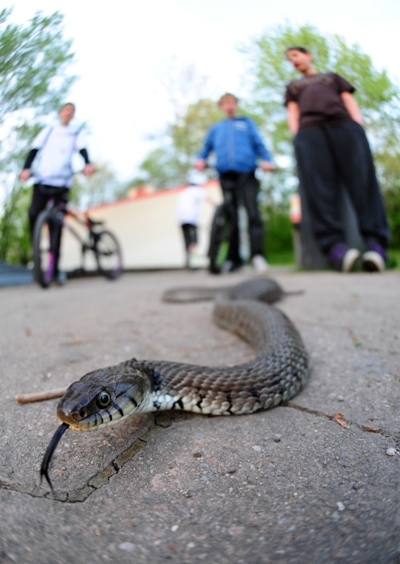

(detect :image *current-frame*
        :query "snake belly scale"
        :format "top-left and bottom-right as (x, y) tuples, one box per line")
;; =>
(56, 278), (309, 431)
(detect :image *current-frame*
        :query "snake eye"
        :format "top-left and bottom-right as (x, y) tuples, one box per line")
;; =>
(96, 391), (111, 408)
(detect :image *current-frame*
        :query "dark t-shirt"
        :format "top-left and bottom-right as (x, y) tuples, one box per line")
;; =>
(284, 72), (355, 129)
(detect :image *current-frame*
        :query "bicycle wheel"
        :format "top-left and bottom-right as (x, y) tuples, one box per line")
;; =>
(208, 203), (234, 274)
(33, 209), (58, 288)
(94, 229), (123, 280)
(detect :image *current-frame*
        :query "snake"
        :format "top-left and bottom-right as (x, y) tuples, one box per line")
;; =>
(40, 277), (309, 491)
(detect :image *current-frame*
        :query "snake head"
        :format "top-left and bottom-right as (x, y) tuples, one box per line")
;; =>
(56, 361), (153, 431)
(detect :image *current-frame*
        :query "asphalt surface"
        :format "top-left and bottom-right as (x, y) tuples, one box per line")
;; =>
(0, 261), (33, 288)
(0, 267), (399, 563)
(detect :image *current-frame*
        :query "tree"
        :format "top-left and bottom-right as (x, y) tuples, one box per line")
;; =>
(0, 8), (74, 125)
(241, 23), (399, 152)
(0, 8), (75, 176)
(137, 60), (222, 189)
(70, 162), (123, 210)
(170, 98), (224, 166)
(0, 181), (31, 264)
(137, 98), (223, 188)
(240, 23), (400, 250)
(0, 7), (75, 263)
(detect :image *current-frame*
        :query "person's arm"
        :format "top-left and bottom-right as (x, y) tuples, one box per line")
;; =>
(340, 91), (363, 125)
(19, 126), (51, 181)
(79, 148), (96, 176)
(76, 129), (96, 176)
(194, 126), (215, 171)
(19, 149), (39, 181)
(286, 101), (300, 136)
(247, 118), (274, 171)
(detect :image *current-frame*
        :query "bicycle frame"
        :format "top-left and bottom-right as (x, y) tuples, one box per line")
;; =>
(42, 199), (101, 257)
(63, 208), (104, 252)
(33, 196), (122, 288)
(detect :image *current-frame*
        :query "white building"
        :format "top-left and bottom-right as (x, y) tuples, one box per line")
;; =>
(60, 180), (222, 272)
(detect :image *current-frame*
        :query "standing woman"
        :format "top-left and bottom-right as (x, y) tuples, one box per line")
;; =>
(284, 47), (389, 272)
(20, 103), (95, 282)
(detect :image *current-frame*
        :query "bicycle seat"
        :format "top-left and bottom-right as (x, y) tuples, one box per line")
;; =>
(85, 216), (104, 226)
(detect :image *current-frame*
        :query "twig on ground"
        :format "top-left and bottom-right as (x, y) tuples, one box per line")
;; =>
(16, 388), (66, 404)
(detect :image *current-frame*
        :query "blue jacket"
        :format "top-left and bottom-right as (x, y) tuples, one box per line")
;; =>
(197, 116), (272, 174)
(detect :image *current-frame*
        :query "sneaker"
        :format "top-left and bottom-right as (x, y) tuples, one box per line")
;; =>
(252, 254), (269, 273)
(362, 243), (386, 272)
(221, 260), (241, 273)
(53, 271), (67, 286)
(329, 243), (360, 272)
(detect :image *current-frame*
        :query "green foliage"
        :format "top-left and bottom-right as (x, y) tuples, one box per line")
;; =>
(0, 183), (31, 264)
(70, 162), (123, 209)
(170, 98), (223, 164)
(264, 211), (293, 258)
(375, 151), (400, 248)
(259, 170), (294, 262)
(139, 98), (223, 188)
(0, 7), (76, 263)
(139, 146), (187, 189)
(241, 23), (400, 153)
(241, 22), (400, 252)
(0, 8), (75, 124)
(0, 7), (75, 176)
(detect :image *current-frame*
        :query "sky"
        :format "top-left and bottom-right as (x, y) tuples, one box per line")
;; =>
(7, 0), (400, 184)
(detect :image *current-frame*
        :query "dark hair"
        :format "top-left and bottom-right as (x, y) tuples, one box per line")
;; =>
(59, 102), (76, 112)
(285, 46), (310, 54)
(218, 92), (239, 106)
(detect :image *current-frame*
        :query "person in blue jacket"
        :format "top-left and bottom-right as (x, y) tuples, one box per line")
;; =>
(195, 93), (274, 273)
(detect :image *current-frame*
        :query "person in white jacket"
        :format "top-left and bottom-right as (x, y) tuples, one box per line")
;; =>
(20, 103), (95, 281)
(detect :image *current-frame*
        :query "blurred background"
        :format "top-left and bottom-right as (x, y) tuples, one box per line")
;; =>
(1, 0), (399, 268)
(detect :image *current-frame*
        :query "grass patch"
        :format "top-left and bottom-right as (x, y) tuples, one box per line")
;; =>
(266, 249), (295, 265)
(387, 249), (400, 269)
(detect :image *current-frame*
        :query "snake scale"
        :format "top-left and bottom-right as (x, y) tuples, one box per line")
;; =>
(40, 277), (309, 490)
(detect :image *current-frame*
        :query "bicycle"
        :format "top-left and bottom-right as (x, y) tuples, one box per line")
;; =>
(208, 173), (252, 275)
(32, 189), (123, 288)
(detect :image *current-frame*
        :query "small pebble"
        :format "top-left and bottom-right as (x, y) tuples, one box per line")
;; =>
(272, 434), (282, 443)
(252, 445), (262, 452)
(119, 543), (135, 552)
(337, 395), (344, 402)
(337, 501), (345, 511)
(331, 511), (340, 522)
(386, 447), (398, 457)
(171, 525), (179, 532)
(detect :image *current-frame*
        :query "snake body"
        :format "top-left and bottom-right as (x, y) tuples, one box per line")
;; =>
(56, 278), (309, 431)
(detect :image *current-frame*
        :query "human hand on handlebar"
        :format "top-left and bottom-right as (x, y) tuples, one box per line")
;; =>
(82, 163), (96, 176)
(259, 160), (275, 172)
(19, 169), (31, 181)
(194, 158), (206, 172)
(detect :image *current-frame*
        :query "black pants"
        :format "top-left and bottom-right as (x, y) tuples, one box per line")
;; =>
(294, 122), (389, 254)
(181, 223), (198, 251)
(219, 171), (264, 265)
(28, 184), (69, 275)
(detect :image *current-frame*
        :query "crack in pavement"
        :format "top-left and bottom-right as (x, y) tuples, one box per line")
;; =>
(284, 401), (400, 440)
(0, 403), (398, 503)
(0, 424), (160, 503)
